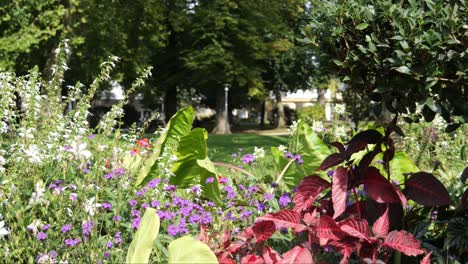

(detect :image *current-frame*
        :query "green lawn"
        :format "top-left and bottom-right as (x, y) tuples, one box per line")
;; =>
(207, 133), (289, 162)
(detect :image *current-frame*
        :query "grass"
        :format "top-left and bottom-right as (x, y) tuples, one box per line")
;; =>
(207, 133), (289, 162)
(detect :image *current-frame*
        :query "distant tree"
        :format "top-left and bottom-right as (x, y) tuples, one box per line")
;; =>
(0, 0), (66, 73)
(304, 0), (467, 130)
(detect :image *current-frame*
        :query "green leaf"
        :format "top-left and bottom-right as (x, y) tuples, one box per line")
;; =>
(136, 106), (195, 186)
(374, 151), (419, 184)
(356, 23), (369, 30)
(126, 208), (160, 264)
(293, 121), (331, 173)
(271, 147), (303, 189)
(168, 236), (218, 264)
(170, 128), (221, 204)
(395, 66), (411, 74)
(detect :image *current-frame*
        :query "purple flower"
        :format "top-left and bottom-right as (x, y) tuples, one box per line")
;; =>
(206, 201), (215, 207)
(285, 152), (293, 159)
(189, 214), (200, 224)
(151, 200), (160, 207)
(168, 224), (179, 236)
(223, 186), (236, 199)
(65, 238), (81, 247)
(49, 183), (57, 189)
(131, 209), (141, 218)
(191, 185), (200, 194)
(113, 168), (125, 177)
(232, 153), (238, 158)
(37, 232), (47, 241)
(256, 202), (265, 211)
(147, 178), (161, 188)
(142, 203), (149, 209)
(135, 188), (148, 197)
(113, 215), (122, 221)
(219, 177), (228, 184)
(128, 199), (137, 207)
(263, 193), (273, 201)
(205, 177), (214, 184)
(270, 182), (278, 188)
(61, 224), (72, 234)
(200, 212), (213, 224)
(115, 232), (122, 245)
(327, 170), (335, 177)
(242, 154), (255, 164)
(42, 224), (51, 231)
(82, 220), (93, 236)
(247, 186), (259, 195)
(238, 148), (243, 152)
(164, 185), (176, 192)
(102, 202), (112, 210)
(132, 217), (141, 229)
(106, 241), (113, 249)
(240, 210), (253, 220)
(104, 252), (110, 259)
(279, 193), (291, 207)
(104, 173), (114, 180)
(49, 251), (58, 259)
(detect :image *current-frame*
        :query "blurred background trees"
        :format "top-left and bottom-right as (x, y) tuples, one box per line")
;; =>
(1, 0), (466, 133)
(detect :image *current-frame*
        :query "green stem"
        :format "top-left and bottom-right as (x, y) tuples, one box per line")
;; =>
(270, 158), (296, 193)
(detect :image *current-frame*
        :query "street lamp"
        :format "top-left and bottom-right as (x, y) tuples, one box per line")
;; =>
(224, 84), (229, 132)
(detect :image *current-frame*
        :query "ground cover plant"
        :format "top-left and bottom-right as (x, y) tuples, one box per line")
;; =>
(1, 45), (467, 263)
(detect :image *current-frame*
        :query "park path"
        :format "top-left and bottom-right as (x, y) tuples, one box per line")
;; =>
(239, 128), (289, 136)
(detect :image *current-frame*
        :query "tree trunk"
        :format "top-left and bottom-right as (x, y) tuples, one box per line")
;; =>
(212, 86), (231, 134)
(317, 88), (326, 104)
(164, 89), (178, 122)
(275, 89), (287, 128)
(260, 100), (266, 128)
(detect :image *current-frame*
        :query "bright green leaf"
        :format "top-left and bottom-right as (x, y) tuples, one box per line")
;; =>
(126, 208), (160, 264)
(168, 236), (218, 264)
(356, 23), (369, 30)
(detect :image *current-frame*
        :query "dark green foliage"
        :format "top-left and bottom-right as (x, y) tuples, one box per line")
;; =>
(304, 0), (468, 127)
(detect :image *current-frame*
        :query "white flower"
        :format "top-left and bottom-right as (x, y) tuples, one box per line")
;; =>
(288, 120), (299, 135)
(27, 219), (41, 235)
(0, 214), (10, 239)
(24, 144), (42, 164)
(0, 155), (5, 165)
(277, 145), (287, 153)
(29, 182), (46, 205)
(334, 104), (346, 115)
(253, 147), (265, 159)
(311, 120), (325, 133)
(37, 254), (55, 264)
(67, 142), (92, 160)
(84, 197), (101, 216)
(334, 125), (347, 139)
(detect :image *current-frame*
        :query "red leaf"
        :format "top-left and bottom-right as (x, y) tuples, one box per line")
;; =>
(226, 240), (246, 254)
(382, 230), (425, 256)
(241, 254), (265, 264)
(372, 205), (389, 237)
(252, 221), (276, 243)
(332, 167), (348, 219)
(317, 153), (345, 171)
(420, 251), (432, 264)
(317, 215), (346, 240)
(364, 167), (400, 203)
(346, 130), (383, 156)
(462, 188), (468, 210)
(257, 210), (307, 233)
(404, 172), (451, 206)
(217, 252), (236, 264)
(279, 246), (314, 264)
(293, 175), (330, 212)
(328, 238), (357, 259)
(393, 185), (408, 208)
(339, 217), (371, 241)
(303, 209), (319, 227)
(262, 245), (282, 264)
(345, 201), (367, 217)
(330, 142), (345, 154)
(238, 226), (254, 241)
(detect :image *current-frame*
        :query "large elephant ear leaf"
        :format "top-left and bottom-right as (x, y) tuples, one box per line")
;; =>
(170, 128), (221, 204)
(293, 120), (331, 173)
(136, 106), (195, 186)
(168, 236), (218, 264)
(126, 208), (160, 264)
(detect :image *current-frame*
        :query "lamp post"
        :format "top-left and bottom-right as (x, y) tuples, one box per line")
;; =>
(224, 84), (229, 132)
